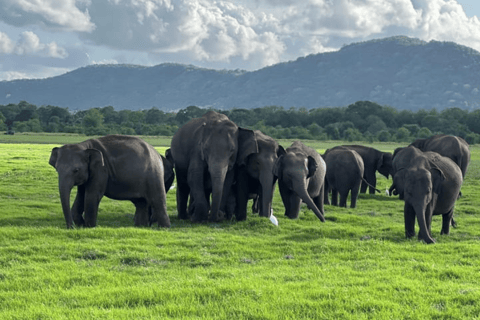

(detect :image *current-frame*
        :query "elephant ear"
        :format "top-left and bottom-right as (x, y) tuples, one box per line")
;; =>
(277, 145), (286, 157)
(430, 167), (446, 195)
(273, 155), (284, 180)
(165, 148), (174, 165)
(161, 152), (175, 189)
(307, 156), (318, 178)
(49, 147), (59, 168)
(237, 128), (258, 166)
(393, 168), (406, 200)
(85, 149), (110, 178)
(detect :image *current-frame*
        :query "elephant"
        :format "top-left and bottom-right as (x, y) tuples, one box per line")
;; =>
(170, 111), (258, 222)
(273, 141), (326, 222)
(391, 146), (463, 244)
(49, 135), (170, 229)
(235, 130), (284, 221)
(333, 145), (393, 194)
(133, 150), (175, 226)
(409, 134), (470, 179)
(323, 147), (376, 208)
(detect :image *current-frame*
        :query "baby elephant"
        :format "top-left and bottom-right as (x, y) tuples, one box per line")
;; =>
(273, 141), (326, 222)
(323, 147), (366, 208)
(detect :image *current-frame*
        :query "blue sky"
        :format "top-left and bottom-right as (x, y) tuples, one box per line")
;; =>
(0, 0), (480, 81)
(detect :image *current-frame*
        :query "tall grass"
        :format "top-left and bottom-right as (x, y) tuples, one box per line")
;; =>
(0, 135), (479, 319)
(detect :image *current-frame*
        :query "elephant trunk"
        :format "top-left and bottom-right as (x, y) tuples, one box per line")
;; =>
(259, 171), (275, 218)
(209, 167), (228, 222)
(412, 202), (435, 244)
(294, 181), (325, 222)
(59, 178), (74, 229)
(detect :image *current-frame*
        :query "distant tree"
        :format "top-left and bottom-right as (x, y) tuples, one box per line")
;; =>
(377, 130), (391, 142)
(145, 107), (166, 125)
(417, 127), (433, 138)
(82, 109), (105, 135)
(343, 127), (363, 142)
(394, 127), (411, 142)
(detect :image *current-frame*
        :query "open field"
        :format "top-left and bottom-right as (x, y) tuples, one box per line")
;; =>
(1, 134), (480, 319)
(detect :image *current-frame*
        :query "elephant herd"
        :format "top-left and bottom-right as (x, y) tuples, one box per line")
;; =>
(49, 111), (470, 244)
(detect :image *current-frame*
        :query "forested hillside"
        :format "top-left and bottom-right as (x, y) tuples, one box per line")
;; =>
(2, 101), (480, 144)
(1, 36), (479, 111)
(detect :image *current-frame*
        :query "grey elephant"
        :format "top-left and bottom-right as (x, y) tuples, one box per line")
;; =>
(323, 147), (372, 208)
(235, 130), (284, 221)
(392, 146), (463, 244)
(49, 135), (170, 229)
(134, 150), (175, 226)
(170, 111), (258, 222)
(334, 145), (393, 194)
(409, 134), (470, 179)
(273, 141), (326, 222)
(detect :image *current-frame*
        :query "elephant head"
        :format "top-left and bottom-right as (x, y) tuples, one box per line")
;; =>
(198, 120), (258, 221)
(377, 152), (394, 179)
(273, 150), (325, 222)
(242, 132), (283, 218)
(394, 165), (445, 244)
(49, 144), (109, 228)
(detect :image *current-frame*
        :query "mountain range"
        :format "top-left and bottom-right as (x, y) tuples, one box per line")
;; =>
(1, 36), (479, 111)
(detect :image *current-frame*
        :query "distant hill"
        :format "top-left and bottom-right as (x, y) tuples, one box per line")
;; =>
(1, 36), (479, 111)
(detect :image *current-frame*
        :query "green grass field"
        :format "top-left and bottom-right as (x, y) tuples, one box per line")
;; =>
(1, 134), (480, 319)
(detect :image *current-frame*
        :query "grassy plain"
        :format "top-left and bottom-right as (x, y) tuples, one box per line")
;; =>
(1, 134), (480, 319)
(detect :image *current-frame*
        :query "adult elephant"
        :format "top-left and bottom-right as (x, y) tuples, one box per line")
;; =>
(49, 135), (170, 229)
(410, 134), (470, 179)
(334, 145), (393, 194)
(170, 111), (258, 222)
(273, 141), (326, 222)
(323, 147), (375, 208)
(392, 146), (463, 244)
(235, 130), (284, 221)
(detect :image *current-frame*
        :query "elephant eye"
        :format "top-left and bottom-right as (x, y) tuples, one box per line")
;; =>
(73, 168), (80, 174)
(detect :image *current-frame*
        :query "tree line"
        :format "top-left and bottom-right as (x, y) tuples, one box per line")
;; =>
(2, 100), (480, 144)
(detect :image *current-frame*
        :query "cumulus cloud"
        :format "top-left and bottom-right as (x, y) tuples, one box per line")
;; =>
(1, 0), (480, 72)
(0, 0), (95, 32)
(0, 31), (68, 58)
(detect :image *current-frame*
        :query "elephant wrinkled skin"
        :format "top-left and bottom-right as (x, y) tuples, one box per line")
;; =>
(170, 111), (258, 222)
(235, 130), (283, 221)
(392, 146), (463, 244)
(273, 141), (326, 222)
(323, 147), (365, 208)
(49, 135), (170, 229)
(335, 145), (393, 194)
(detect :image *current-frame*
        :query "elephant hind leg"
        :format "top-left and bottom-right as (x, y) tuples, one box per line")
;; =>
(133, 199), (149, 227)
(339, 190), (348, 208)
(441, 209), (454, 235)
(331, 188), (339, 206)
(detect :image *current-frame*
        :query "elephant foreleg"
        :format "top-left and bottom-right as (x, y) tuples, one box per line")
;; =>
(404, 203), (416, 239)
(72, 185), (85, 227)
(278, 181), (294, 218)
(83, 192), (103, 227)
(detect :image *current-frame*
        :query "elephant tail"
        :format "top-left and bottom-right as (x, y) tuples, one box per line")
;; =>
(360, 177), (381, 193)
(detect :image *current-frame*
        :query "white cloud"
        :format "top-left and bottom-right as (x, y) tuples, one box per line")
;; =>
(0, 31), (14, 53)
(0, 31), (68, 58)
(1, 0), (480, 73)
(0, 0), (95, 32)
